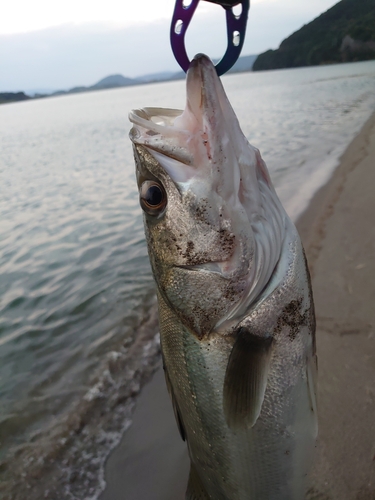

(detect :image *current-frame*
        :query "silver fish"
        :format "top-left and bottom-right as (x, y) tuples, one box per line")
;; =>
(129, 54), (317, 500)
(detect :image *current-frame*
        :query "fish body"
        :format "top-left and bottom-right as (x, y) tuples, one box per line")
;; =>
(129, 54), (317, 500)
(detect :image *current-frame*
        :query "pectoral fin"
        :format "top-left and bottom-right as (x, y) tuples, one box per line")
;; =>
(223, 328), (273, 429)
(163, 364), (186, 441)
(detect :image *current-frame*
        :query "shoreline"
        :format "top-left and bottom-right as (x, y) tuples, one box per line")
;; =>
(100, 111), (375, 500)
(301, 110), (375, 499)
(296, 110), (375, 274)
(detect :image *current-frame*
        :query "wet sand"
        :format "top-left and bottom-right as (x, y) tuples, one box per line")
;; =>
(300, 111), (375, 500)
(101, 111), (375, 500)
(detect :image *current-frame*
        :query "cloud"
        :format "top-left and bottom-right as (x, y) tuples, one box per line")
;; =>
(0, 22), (174, 91)
(0, 0), (339, 92)
(0, 0), (174, 35)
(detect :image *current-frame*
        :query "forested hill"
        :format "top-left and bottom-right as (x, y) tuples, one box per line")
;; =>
(253, 0), (375, 71)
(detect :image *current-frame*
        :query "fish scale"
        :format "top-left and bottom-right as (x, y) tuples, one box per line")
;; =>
(157, 229), (315, 499)
(129, 54), (317, 499)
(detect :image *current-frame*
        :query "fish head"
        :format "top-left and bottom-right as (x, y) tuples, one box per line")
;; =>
(129, 54), (285, 338)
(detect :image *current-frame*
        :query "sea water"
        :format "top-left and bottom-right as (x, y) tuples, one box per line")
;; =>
(0, 60), (374, 499)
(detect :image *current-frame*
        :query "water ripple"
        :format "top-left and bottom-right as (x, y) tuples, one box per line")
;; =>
(0, 60), (375, 497)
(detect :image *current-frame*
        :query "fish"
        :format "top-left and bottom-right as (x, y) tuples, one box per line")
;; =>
(129, 54), (317, 500)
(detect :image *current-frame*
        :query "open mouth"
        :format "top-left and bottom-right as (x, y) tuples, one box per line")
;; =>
(128, 54), (234, 182)
(129, 107), (182, 135)
(129, 106), (201, 183)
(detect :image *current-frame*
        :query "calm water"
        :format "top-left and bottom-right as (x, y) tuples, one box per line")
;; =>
(1, 60), (375, 498)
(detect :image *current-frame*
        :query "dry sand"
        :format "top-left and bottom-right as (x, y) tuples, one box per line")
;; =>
(100, 111), (375, 500)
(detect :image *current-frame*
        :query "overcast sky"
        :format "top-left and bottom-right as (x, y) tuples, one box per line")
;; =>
(1, 0), (339, 92)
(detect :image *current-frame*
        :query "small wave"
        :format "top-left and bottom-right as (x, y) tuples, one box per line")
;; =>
(0, 303), (161, 500)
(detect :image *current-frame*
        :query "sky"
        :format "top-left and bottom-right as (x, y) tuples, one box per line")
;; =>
(0, 0), (340, 93)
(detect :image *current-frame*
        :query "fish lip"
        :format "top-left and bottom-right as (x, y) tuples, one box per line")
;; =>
(185, 53), (221, 117)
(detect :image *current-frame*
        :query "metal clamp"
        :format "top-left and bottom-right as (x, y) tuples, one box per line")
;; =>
(170, 0), (250, 76)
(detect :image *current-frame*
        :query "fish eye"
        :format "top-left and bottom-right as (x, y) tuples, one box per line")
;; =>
(139, 181), (167, 215)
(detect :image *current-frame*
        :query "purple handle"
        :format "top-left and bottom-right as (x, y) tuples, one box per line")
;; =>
(170, 0), (250, 76)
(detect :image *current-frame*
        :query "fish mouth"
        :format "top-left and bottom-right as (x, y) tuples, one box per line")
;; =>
(128, 53), (246, 184)
(128, 53), (218, 143)
(128, 107), (183, 145)
(128, 107), (194, 167)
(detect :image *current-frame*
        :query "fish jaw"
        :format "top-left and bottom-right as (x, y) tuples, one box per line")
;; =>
(129, 54), (286, 336)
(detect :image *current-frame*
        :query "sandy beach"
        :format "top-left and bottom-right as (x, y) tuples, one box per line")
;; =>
(100, 111), (375, 500)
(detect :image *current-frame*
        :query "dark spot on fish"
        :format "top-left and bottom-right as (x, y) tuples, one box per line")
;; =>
(194, 204), (210, 225)
(218, 229), (235, 255)
(187, 302), (222, 340)
(274, 299), (309, 341)
(223, 286), (237, 303)
(182, 241), (195, 262)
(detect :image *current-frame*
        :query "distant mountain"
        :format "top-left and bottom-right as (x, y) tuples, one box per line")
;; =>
(229, 54), (258, 73)
(134, 56), (257, 82)
(253, 0), (375, 71)
(91, 74), (139, 89)
(168, 54), (258, 81)
(47, 74), (140, 98)
(0, 92), (30, 104)
(26, 88), (57, 97)
(1, 53), (258, 105)
(135, 71), (176, 83)
(47, 53), (258, 98)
